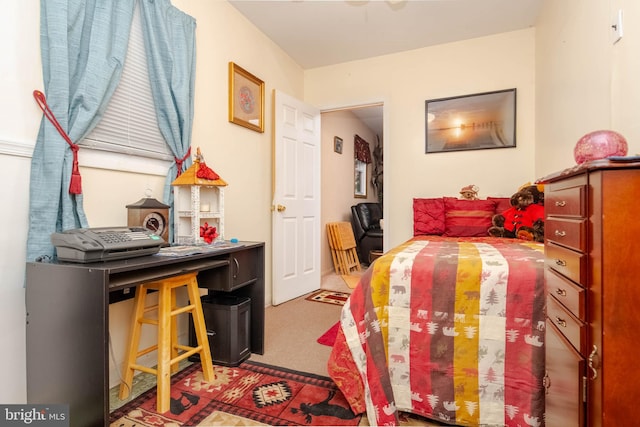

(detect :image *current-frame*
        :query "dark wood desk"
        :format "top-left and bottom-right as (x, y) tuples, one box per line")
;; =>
(25, 242), (264, 427)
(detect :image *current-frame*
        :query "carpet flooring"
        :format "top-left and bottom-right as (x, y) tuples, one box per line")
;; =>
(341, 274), (361, 289)
(109, 360), (362, 426)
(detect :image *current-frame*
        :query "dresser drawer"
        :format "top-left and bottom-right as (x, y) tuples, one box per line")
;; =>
(544, 218), (587, 252)
(544, 319), (586, 427)
(547, 295), (587, 354)
(545, 268), (585, 321)
(545, 243), (587, 285)
(545, 184), (586, 218)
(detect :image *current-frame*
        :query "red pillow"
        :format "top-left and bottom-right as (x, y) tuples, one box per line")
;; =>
(443, 197), (496, 237)
(487, 197), (512, 214)
(413, 198), (445, 235)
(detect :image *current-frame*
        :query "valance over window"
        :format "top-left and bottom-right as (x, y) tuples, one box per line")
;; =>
(354, 134), (372, 163)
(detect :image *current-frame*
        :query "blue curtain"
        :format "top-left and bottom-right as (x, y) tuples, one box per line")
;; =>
(27, 0), (136, 261)
(139, 0), (197, 241)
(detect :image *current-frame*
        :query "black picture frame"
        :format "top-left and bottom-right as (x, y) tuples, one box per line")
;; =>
(334, 136), (343, 154)
(425, 88), (516, 153)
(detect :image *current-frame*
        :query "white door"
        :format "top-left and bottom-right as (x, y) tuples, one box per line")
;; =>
(272, 90), (321, 305)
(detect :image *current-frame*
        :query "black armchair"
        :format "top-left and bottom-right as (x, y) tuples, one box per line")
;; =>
(350, 203), (383, 264)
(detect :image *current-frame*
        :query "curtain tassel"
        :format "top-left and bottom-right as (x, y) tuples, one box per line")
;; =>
(174, 147), (191, 177)
(32, 90), (82, 195)
(69, 145), (82, 194)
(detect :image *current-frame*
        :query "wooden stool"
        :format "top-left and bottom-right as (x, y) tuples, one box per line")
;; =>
(118, 272), (215, 413)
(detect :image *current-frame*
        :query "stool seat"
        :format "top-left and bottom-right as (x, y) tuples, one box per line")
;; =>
(118, 272), (215, 413)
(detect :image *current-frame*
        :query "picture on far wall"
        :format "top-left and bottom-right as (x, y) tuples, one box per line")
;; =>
(354, 159), (367, 198)
(425, 88), (516, 154)
(229, 62), (265, 133)
(334, 136), (343, 154)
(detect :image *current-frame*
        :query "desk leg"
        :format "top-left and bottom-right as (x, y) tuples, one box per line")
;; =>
(26, 265), (108, 427)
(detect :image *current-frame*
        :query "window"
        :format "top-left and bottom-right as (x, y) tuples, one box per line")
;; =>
(81, 2), (172, 174)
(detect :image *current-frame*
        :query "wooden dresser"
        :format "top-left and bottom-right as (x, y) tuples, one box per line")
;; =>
(540, 159), (640, 426)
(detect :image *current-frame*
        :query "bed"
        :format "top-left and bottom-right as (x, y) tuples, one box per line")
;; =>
(328, 196), (545, 427)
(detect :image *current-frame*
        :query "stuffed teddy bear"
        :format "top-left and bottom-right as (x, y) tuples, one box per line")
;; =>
(459, 184), (480, 200)
(488, 183), (545, 242)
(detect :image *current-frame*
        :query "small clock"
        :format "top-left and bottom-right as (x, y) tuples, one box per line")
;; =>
(126, 197), (170, 242)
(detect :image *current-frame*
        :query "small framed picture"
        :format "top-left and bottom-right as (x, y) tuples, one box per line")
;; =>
(229, 62), (265, 133)
(334, 136), (343, 154)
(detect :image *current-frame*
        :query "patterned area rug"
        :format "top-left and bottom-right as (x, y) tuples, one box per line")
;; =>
(109, 361), (361, 426)
(305, 290), (350, 306)
(317, 321), (340, 347)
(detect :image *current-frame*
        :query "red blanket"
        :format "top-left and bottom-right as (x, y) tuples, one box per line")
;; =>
(328, 236), (545, 426)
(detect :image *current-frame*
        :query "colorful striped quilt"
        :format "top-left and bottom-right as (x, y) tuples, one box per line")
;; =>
(328, 236), (545, 426)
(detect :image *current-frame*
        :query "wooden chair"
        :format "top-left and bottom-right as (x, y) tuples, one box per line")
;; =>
(118, 272), (215, 413)
(327, 222), (361, 275)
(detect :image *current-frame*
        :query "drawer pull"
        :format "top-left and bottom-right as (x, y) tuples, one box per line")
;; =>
(554, 316), (567, 328)
(555, 259), (567, 267)
(542, 372), (551, 394)
(232, 257), (239, 279)
(555, 200), (567, 207)
(554, 230), (566, 237)
(588, 345), (599, 380)
(555, 288), (567, 297)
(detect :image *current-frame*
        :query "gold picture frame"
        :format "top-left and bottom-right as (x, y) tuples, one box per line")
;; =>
(228, 62), (264, 133)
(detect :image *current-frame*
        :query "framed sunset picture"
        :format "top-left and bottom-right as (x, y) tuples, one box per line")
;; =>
(426, 88), (516, 153)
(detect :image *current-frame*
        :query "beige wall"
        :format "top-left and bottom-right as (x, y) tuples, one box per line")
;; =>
(535, 0), (611, 176)
(306, 28), (537, 249)
(612, 0), (640, 148)
(321, 109), (379, 275)
(1, 1), (41, 405)
(535, 0), (640, 177)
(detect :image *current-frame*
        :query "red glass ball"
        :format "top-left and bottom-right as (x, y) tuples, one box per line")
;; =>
(574, 130), (628, 164)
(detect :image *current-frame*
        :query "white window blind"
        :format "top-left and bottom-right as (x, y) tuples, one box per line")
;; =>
(82, 2), (172, 162)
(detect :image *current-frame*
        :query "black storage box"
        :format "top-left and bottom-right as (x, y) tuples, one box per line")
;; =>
(190, 295), (251, 367)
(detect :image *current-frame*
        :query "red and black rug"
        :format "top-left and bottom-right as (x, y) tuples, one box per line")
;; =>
(109, 360), (361, 426)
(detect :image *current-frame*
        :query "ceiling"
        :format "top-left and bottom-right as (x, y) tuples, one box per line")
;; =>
(229, 0), (543, 137)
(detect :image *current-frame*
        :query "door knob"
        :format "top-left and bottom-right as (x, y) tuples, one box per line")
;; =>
(277, 204), (286, 212)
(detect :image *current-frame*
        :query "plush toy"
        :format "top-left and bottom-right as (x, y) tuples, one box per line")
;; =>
(459, 184), (480, 200)
(488, 183), (545, 242)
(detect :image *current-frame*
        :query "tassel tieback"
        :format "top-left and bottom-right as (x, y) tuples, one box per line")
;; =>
(32, 90), (82, 195)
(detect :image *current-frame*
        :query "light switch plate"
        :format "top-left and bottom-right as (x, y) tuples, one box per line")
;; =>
(612, 9), (623, 44)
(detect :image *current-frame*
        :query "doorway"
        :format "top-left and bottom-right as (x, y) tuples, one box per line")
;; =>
(320, 103), (384, 276)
